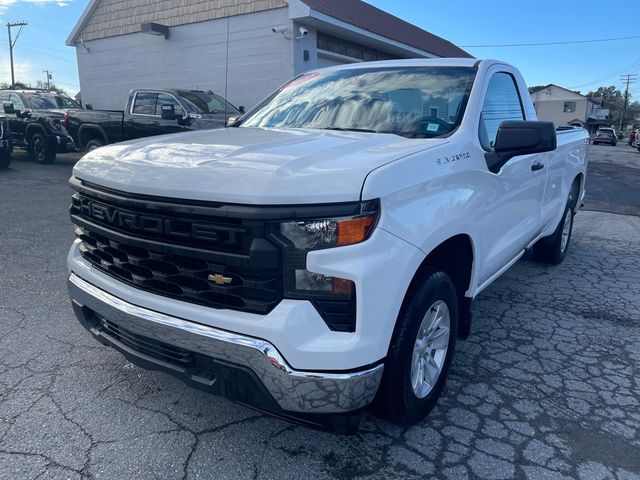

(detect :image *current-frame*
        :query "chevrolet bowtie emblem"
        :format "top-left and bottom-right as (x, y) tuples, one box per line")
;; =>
(208, 274), (232, 285)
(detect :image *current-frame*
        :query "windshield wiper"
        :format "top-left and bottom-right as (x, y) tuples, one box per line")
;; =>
(321, 127), (378, 133)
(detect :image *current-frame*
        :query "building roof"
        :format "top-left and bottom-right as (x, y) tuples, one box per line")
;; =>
(529, 84), (585, 99)
(299, 0), (471, 58)
(67, 0), (471, 59)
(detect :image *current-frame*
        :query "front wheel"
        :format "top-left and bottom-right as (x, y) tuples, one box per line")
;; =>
(375, 269), (458, 425)
(0, 153), (10, 169)
(533, 201), (574, 265)
(29, 133), (55, 164)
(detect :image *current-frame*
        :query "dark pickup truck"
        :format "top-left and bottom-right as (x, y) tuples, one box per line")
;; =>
(0, 115), (12, 169)
(67, 89), (243, 151)
(1, 90), (78, 164)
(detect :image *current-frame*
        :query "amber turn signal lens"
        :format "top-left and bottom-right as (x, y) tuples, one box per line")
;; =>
(332, 277), (354, 295)
(337, 216), (375, 246)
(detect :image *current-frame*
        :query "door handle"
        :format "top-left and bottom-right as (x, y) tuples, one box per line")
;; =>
(531, 162), (544, 171)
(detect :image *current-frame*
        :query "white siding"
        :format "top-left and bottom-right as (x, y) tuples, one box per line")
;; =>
(76, 8), (293, 110)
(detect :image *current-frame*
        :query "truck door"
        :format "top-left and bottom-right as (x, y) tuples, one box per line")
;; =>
(476, 71), (547, 284)
(125, 91), (188, 141)
(2, 93), (26, 145)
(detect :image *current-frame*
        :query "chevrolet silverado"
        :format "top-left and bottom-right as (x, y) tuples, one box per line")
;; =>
(67, 59), (589, 432)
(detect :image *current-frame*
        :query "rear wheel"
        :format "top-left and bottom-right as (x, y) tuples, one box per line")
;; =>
(533, 200), (574, 265)
(375, 269), (458, 425)
(85, 138), (104, 152)
(29, 133), (55, 164)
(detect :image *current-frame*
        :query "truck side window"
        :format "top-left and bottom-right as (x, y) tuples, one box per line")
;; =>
(9, 93), (25, 110)
(479, 73), (524, 151)
(132, 92), (158, 115)
(156, 94), (184, 117)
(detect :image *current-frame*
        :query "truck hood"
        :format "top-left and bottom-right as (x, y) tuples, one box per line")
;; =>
(73, 127), (446, 204)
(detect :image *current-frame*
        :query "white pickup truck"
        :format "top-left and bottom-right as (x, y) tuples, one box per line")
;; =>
(67, 58), (589, 432)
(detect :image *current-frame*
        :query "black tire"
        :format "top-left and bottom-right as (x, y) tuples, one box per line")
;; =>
(84, 138), (104, 152)
(533, 200), (574, 265)
(375, 269), (458, 425)
(0, 153), (10, 169)
(29, 132), (55, 164)
(593, 141), (598, 145)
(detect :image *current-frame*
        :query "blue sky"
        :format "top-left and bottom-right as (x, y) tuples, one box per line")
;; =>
(1, 0), (639, 100)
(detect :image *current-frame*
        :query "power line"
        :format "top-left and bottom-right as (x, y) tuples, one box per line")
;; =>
(460, 34), (640, 48)
(568, 58), (640, 90)
(17, 44), (76, 63)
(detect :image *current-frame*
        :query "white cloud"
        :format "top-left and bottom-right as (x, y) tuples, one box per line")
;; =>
(0, 0), (72, 17)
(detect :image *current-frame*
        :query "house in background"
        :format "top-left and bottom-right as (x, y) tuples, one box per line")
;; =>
(66, 0), (471, 111)
(530, 84), (610, 134)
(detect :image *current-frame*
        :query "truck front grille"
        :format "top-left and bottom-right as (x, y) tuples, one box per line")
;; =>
(70, 182), (283, 315)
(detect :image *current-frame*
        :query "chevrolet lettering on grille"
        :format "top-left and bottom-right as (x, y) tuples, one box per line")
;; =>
(73, 195), (243, 246)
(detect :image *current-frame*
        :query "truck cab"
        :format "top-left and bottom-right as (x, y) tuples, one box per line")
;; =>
(68, 89), (243, 151)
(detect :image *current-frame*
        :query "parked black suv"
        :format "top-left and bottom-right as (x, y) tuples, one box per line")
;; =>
(0, 115), (12, 169)
(0, 90), (78, 164)
(67, 89), (243, 151)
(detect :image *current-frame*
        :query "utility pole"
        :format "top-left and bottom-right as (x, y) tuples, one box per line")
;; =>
(619, 74), (637, 132)
(43, 70), (53, 90)
(7, 21), (28, 88)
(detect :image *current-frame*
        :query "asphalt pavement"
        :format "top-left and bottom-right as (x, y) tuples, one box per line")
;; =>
(0, 144), (639, 479)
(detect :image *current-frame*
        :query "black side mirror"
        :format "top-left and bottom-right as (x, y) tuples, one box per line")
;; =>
(487, 120), (557, 172)
(238, 106), (245, 114)
(85, 104), (93, 110)
(160, 104), (179, 120)
(3, 102), (16, 115)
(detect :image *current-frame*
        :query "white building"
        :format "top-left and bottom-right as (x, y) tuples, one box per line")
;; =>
(530, 84), (610, 133)
(67, 0), (471, 110)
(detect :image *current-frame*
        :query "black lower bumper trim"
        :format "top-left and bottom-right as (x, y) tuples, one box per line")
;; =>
(72, 301), (362, 434)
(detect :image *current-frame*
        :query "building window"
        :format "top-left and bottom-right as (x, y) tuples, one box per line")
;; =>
(563, 101), (576, 113)
(317, 32), (398, 62)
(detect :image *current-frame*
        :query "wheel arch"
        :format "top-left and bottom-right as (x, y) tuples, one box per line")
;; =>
(25, 122), (46, 142)
(570, 173), (583, 210)
(78, 124), (108, 149)
(396, 234), (476, 343)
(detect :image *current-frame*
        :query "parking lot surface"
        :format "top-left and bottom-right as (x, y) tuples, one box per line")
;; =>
(1, 145), (639, 479)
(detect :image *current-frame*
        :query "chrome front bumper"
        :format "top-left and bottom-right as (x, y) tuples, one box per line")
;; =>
(67, 274), (383, 414)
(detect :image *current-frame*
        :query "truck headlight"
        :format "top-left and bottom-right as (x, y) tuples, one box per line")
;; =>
(279, 213), (377, 250)
(272, 200), (379, 332)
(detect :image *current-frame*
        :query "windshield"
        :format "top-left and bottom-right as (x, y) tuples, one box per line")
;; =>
(20, 92), (80, 110)
(239, 66), (476, 138)
(177, 90), (239, 115)
(55, 95), (81, 109)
